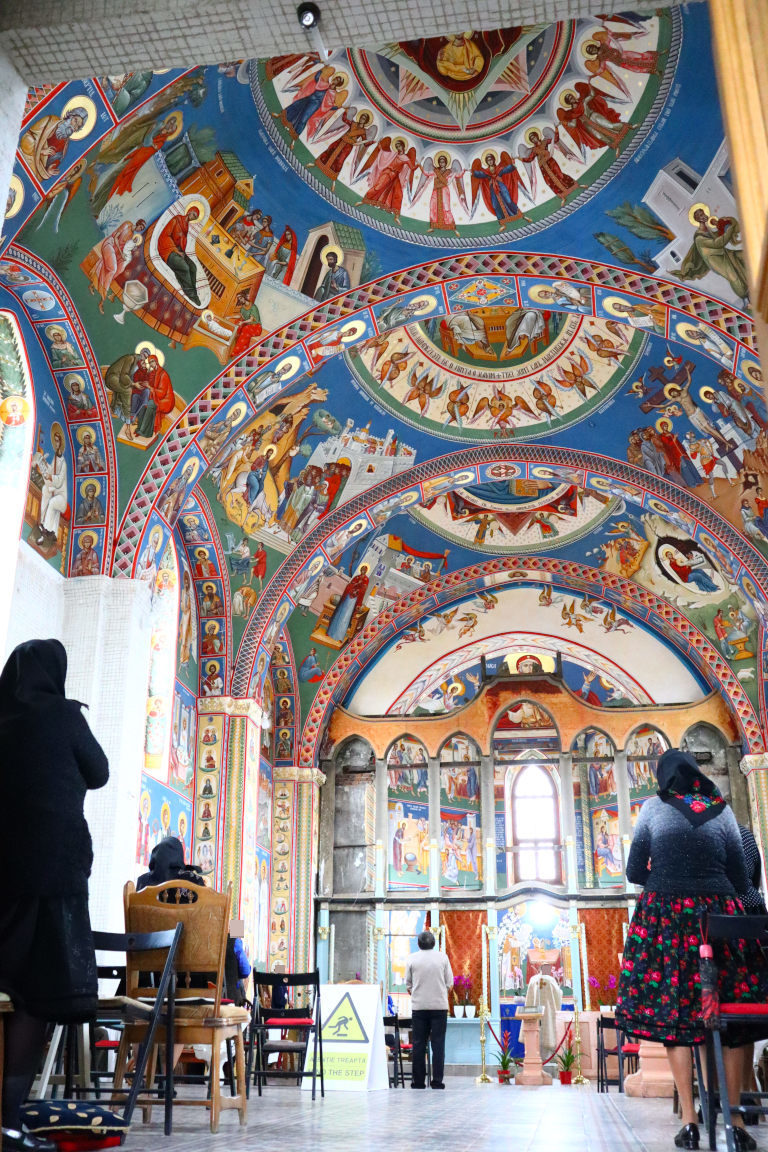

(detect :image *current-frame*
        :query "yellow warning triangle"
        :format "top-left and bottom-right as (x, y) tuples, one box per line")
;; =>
(321, 992), (369, 1044)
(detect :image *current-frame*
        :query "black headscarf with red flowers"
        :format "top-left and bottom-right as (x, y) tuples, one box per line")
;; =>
(656, 748), (726, 827)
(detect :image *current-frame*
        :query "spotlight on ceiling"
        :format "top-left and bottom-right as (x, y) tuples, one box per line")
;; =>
(296, 3), (332, 61)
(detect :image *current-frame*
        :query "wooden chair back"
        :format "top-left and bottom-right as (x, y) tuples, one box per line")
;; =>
(124, 880), (232, 1016)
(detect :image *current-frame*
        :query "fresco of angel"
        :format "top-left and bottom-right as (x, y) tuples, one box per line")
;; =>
(583, 28), (662, 99)
(518, 128), (584, 207)
(470, 150), (528, 231)
(356, 137), (418, 223)
(311, 109), (377, 188)
(556, 82), (635, 156)
(410, 152), (469, 233)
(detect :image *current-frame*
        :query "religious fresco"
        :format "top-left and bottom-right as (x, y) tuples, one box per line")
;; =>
(0, 314), (34, 504)
(256, 14), (675, 245)
(136, 770), (193, 873)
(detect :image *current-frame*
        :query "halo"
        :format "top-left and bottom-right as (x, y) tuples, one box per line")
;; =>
(340, 320), (367, 343)
(558, 88), (578, 108)
(203, 582), (215, 592)
(392, 136), (408, 151)
(648, 498), (672, 516)
(0, 395), (30, 425)
(742, 360), (762, 384)
(206, 620), (220, 633)
(434, 150), (451, 166)
(80, 478), (101, 497)
(134, 340), (165, 367)
(581, 39), (599, 57)
(698, 386), (716, 404)
(63, 372), (86, 391)
(688, 202), (711, 226)
(226, 401), (248, 425)
(160, 800), (171, 828)
(729, 376), (748, 394)
(195, 547), (209, 558)
(149, 525), (163, 547)
(75, 424), (97, 445)
(78, 532), (95, 548)
(524, 127), (542, 146)
(264, 444), (278, 459)
(408, 294), (438, 316)
(355, 108), (372, 122)
(603, 294), (639, 319)
(207, 661), (219, 673)
(320, 244), (344, 267)
(272, 354), (301, 381)
(655, 416), (673, 433)
(62, 96), (97, 139)
(45, 324), (68, 342)
(5, 175), (23, 220)
(180, 459), (199, 483)
(675, 321), (707, 346)
(184, 515), (199, 527)
(280, 697), (290, 708)
(331, 70), (349, 87)
(160, 111), (184, 141)
(181, 195), (210, 227)
(663, 382), (681, 399)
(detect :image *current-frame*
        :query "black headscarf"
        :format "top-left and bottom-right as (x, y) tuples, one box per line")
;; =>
(137, 836), (202, 891)
(656, 748), (726, 827)
(0, 638), (83, 715)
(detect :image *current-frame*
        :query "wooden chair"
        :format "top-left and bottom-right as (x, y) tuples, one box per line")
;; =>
(250, 970), (324, 1100)
(114, 880), (248, 1133)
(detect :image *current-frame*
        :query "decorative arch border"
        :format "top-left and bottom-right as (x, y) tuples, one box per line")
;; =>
(232, 443), (768, 699)
(3, 244), (752, 579)
(297, 558), (763, 765)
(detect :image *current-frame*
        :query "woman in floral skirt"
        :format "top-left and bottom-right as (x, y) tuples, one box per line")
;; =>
(616, 749), (766, 1151)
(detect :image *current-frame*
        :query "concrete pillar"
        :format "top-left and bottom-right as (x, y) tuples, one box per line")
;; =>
(374, 756), (387, 897)
(728, 745), (750, 825)
(575, 759), (595, 888)
(487, 910), (500, 1020)
(317, 757), (335, 897)
(558, 752), (578, 892)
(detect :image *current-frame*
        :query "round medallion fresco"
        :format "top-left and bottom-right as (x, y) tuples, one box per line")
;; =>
(345, 312), (647, 441)
(408, 475), (618, 553)
(253, 11), (678, 245)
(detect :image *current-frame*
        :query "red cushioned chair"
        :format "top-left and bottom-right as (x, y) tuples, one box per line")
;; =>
(249, 970), (324, 1100)
(695, 914), (768, 1152)
(596, 1016), (639, 1092)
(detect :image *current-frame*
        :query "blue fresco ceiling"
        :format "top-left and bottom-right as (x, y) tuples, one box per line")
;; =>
(0, 2), (765, 772)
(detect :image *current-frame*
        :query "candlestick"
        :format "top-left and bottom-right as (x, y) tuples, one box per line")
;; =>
(475, 999), (492, 1084)
(572, 999), (589, 1087)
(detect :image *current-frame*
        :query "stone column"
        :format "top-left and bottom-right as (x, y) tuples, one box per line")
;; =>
(740, 754), (768, 869)
(728, 745), (750, 824)
(374, 756), (388, 898)
(480, 753), (496, 895)
(428, 756), (441, 897)
(575, 759), (595, 888)
(614, 749), (633, 888)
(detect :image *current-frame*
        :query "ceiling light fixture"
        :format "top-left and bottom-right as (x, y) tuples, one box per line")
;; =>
(296, 3), (332, 61)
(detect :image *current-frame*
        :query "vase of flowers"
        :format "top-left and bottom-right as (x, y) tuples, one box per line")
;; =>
(495, 1031), (516, 1083)
(587, 972), (618, 1008)
(557, 1045), (576, 1085)
(453, 974), (472, 1016)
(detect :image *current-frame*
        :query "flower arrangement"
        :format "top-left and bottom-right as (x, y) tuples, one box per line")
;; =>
(495, 1031), (518, 1082)
(453, 973), (473, 1006)
(588, 973), (618, 1006)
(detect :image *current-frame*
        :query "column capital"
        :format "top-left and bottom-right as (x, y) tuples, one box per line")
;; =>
(274, 765), (327, 786)
(196, 695), (265, 724)
(740, 754), (768, 777)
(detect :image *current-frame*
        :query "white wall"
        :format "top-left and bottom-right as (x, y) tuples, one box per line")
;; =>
(7, 541), (154, 929)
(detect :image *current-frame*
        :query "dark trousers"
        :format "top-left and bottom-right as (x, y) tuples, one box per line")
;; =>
(166, 250), (199, 301)
(412, 1009), (447, 1087)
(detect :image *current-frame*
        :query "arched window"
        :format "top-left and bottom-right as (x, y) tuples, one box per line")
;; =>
(510, 764), (561, 884)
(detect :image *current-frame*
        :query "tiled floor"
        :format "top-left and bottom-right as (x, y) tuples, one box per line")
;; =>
(122, 1079), (768, 1152)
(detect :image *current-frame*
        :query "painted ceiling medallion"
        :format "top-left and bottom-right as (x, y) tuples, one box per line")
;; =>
(255, 11), (678, 245)
(345, 313), (646, 441)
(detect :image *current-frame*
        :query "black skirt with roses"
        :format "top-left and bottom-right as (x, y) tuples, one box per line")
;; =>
(615, 890), (768, 1047)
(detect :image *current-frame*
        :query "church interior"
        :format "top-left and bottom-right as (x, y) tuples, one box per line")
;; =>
(2, 0), (768, 1146)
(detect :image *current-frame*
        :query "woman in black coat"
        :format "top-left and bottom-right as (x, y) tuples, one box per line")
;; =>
(0, 640), (108, 1152)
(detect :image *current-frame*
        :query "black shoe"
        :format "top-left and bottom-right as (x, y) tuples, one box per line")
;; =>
(674, 1123), (699, 1150)
(732, 1128), (757, 1151)
(2, 1130), (57, 1152)
(410, 1083), (426, 1089)
(430, 1081), (445, 1089)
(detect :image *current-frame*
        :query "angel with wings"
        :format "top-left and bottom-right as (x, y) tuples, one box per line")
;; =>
(557, 82), (634, 156)
(311, 110), (377, 188)
(410, 152), (469, 234)
(583, 28), (662, 99)
(518, 128), (584, 207)
(356, 137), (418, 223)
(470, 150), (528, 231)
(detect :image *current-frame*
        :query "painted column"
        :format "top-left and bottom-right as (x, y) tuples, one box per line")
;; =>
(569, 908), (583, 1011)
(576, 759), (595, 888)
(487, 909), (500, 1020)
(614, 749), (633, 884)
(558, 752), (578, 893)
(480, 753), (496, 896)
(428, 756), (441, 898)
(374, 756), (387, 898)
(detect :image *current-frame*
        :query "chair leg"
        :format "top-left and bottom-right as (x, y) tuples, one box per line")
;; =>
(226, 1038), (236, 1096)
(111, 1035), (129, 1104)
(712, 1030), (736, 1152)
(235, 1033), (247, 1126)
(209, 1037), (221, 1134)
(141, 1045), (158, 1125)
